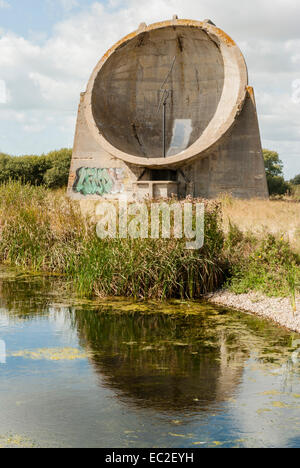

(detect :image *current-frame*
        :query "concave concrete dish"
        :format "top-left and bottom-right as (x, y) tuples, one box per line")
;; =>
(84, 19), (248, 167)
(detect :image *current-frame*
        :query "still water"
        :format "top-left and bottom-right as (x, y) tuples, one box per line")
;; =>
(0, 267), (300, 448)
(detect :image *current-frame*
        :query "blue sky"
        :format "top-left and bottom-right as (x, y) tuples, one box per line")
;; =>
(0, 0), (97, 39)
(0, 0), (300, 179)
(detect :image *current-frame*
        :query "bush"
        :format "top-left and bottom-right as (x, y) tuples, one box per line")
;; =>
(43, 149), (72, 188)
(291, 174), (300, 185)
(0, 149), (72, 188)
(266, 174), (290, 196)
(226, 223), (300, 298)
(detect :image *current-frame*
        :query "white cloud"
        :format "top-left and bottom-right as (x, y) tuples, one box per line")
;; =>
(0, 0), (299, 177)
(56, 0), (79, 11)
(46, 0), (79, 13)
(0, 80), (6, 103)
(0, 80), (9, 104)
(29, 72), (80, 105)
(292, 80), (300, 104)
(0, 0), (10, 9)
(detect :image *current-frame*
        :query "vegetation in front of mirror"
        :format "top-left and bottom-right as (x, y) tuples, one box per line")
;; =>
(0, 180), (299, 303)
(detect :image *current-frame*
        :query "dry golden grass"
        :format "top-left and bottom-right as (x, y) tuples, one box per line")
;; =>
(219, 195), (300, 254)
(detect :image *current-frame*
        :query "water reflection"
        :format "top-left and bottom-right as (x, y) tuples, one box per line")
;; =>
(0, 268), (59, 317)
(0, 268), (300, 448)
(73, 309), (248, 412)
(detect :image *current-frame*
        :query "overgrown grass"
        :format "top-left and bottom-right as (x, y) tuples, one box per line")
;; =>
(224, 222), (300, 298)
(219, 194), (300, 255)
(0, 181), (226, 300)
(0, 181), (299, 301)
(291, 185), (300, 202)
(0, 182), (85, 272)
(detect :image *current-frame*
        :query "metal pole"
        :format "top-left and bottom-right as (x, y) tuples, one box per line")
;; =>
(157, 57), (176, 159)
(163, 99), (167, 158)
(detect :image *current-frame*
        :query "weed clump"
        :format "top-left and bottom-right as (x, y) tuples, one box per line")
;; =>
(225, 223), (300, 298)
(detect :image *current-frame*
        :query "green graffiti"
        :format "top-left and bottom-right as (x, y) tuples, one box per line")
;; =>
(74, 168), (114, 196)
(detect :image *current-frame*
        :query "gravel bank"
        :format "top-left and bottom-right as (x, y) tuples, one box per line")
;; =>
(207, 290), (300, 333)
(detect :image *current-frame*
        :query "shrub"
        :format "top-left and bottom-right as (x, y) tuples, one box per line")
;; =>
(43, 149), (72, 188)
(0, 149), (72, 188)
(267, 174), (290, 196)
(226, 224), (300, 297)
(291, 174), (300, 185)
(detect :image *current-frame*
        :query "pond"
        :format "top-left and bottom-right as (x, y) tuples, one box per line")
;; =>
(0, 266), (300, 448)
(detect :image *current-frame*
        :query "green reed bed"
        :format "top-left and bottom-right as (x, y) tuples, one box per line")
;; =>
(0, 181), (226, 299)
(0, 181), (299, 300)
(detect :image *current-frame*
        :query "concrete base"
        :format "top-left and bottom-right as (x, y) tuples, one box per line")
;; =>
(133, 181), (179, 200)
(68, 87), (268, 202)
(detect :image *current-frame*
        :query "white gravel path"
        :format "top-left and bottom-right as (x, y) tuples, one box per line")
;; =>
(207, 290), (300, 333)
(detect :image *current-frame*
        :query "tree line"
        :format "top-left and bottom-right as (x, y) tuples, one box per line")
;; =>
(0, 148), (72, 189)
(0, 147), (299, 195)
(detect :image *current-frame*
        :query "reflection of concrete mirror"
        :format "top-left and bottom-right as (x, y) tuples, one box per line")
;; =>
(74, 310), (247, 413)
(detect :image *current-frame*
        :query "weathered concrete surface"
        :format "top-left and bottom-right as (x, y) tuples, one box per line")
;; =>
(68, 17), (268, 201)
(92, 26), (225, 159)
(180, 87), (268, 199)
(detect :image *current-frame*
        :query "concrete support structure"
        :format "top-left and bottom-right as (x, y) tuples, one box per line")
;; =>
(68, 17), (268, 203)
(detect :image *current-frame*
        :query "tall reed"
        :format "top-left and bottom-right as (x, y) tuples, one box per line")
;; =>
(0, 181), (226, 300)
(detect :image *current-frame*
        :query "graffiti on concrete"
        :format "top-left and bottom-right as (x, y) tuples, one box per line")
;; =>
(73, 168), (125, 196)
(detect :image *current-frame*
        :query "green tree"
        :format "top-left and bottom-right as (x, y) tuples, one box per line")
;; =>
(0, 153), (11, 183)
(0, 148), (72, 189)
(291, 174), (300, 185)
(263, 150), (284, 177)
(43, 149), (72, 189)
(263, 149), (290, 195)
